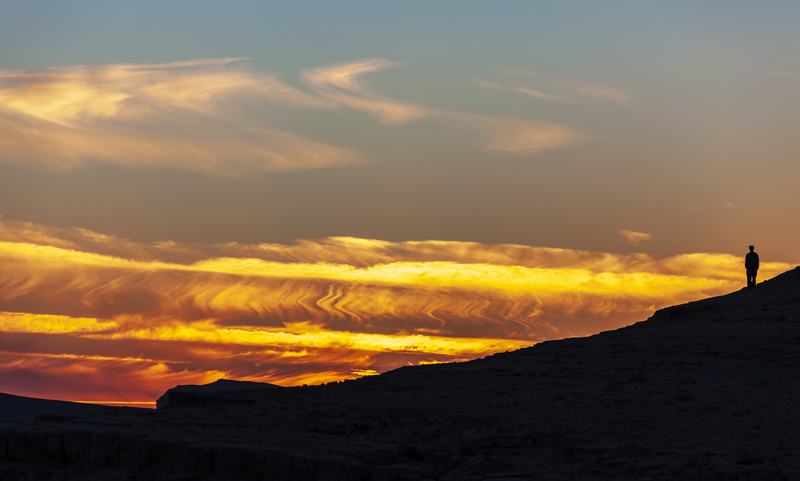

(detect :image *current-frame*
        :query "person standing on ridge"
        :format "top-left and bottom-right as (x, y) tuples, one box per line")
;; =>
(745, 245), (759, 290)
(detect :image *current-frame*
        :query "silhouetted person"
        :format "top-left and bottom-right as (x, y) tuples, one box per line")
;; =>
(745, 245), (759, 289)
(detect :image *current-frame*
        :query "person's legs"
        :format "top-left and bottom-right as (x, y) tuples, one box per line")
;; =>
(747, 270), (757, 289)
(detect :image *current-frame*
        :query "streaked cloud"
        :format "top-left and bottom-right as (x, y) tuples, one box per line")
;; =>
(0, 58), (587, 173)
(476, 69), (633, 106)
(0, 219), (793, 404)
(471, 79), (502, 90)
(0, 58), (333, 122)
(760, 70), (800, 79)
(0, 59), (360, 175)
(468, 115), (586, 154)
(576, 84), (632, 104)
(300, 58), (585, 154)
(515, 87), (557, 100)
(302, 58), (428, 124)
(620, 229), (652, 246)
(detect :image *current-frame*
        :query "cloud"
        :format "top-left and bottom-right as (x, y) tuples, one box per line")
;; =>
(0, 58), (588, 173)
(468, 115), (586, 154)
(620, 230), (652, 246)
(515, 87), (558, 100)
(300, 59), (585, 155)
(0, 58), (331, 123)
(477, 69), (633, 105)
(0, 59), (361, 175)
(576, 84), (632, 104)
(421, 108), (586, 155)
(471, 79), (503, 90)
(302, 58), (428, 124)
(760, 70), (800, 79)
(0, 219), (795, 403)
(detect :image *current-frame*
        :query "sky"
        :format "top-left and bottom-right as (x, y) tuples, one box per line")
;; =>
(0, 1), (798, 406)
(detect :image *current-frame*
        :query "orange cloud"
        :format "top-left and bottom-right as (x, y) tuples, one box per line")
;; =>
(0, 219), (793, 405)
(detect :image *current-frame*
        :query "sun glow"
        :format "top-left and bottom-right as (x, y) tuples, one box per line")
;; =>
(0, 218), (793, 406)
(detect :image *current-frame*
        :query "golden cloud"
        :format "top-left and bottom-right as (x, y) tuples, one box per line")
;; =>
(0, 60), (360, 174)
(302, 58), (429, 124)
(1, 223), (792, 405)
(0, 58), (590, 174)
(620, 229), (652, 246)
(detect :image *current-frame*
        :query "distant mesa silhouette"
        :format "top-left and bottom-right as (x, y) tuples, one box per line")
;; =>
(0, 391), (138, 423)
(156, 378), (283, 409)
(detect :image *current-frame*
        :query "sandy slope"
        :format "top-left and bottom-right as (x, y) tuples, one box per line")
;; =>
(1, 267), (799, 480)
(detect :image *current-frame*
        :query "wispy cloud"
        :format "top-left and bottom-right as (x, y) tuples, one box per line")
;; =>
(302, 58), (428, 124)
(476, 69), (633, 106)
(471, 79), (502, 90)
(302, 59), (585, 155)
(0, 58), (590, 176)
(515, 87), (557, 100)
(576, 84), (632, 104)
(0, 59), (360, 175)
(760, 70), (800, 79)
(620, 229), (652, 246)
(474, 115), (586, 154)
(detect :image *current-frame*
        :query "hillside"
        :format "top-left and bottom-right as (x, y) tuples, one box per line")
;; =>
(2, 267), (800, 480)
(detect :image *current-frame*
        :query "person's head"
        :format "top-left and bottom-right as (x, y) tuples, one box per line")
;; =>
(749, 245), (755, 252)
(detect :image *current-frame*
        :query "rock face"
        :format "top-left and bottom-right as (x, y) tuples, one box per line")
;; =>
(2, 267), (800, 480)
(156, 378), (283, 408)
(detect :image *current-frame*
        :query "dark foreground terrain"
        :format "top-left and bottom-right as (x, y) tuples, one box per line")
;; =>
(2, 267), (800, 480)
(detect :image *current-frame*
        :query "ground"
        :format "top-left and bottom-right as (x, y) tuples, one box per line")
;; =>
(1, 268), (800, 480)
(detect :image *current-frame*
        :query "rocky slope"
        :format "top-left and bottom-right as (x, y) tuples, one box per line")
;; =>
(1, 267), (800, 480)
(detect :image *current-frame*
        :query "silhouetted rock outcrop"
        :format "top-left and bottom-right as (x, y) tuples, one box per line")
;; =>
(156, 378), (282, 408)
(2, 267), (800, 480)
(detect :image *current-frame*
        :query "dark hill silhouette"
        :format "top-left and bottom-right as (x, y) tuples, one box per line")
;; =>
(156, 378), (282, 409)
(2, 267), (800, 480)
(0, 392), (142, 423)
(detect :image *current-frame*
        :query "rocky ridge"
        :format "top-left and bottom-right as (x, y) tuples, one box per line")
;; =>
(156, 378), (282, 409)
(2, 267), (800, 480)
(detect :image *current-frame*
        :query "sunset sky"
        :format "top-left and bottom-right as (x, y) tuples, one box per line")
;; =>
(0, 1), (798, 406)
